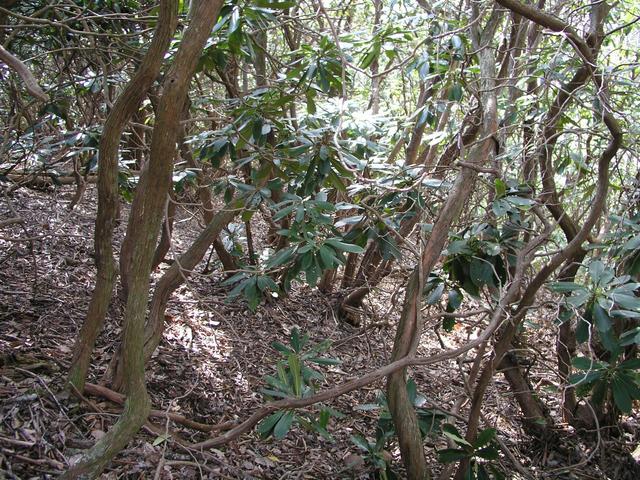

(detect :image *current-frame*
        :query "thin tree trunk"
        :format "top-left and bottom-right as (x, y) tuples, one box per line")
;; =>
(388, 135), (494, 477)
(458, 5), (620, 477)
(62, 2), (224, 477)
(498, 352), (551, 435)
(386, 29), (501, 469)
(368, 0), (382, 114)
(141, 201), (241, 363)
(67, 0), (178, 393)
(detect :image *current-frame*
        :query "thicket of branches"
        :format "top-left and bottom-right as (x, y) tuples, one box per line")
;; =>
(1, 0), (640, 478)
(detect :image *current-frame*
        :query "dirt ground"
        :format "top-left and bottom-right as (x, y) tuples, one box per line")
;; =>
(1, 184), (639, 479)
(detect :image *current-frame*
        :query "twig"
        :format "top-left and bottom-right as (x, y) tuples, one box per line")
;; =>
(0, 436), (36, 448)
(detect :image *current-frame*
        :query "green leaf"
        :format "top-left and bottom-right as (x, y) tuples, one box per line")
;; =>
(221, 271), (248, 286)
(619, 358), (640, 370)
(567, 289), (591, 308)
(475, 446), (499, 460)
(258, 411), (285, 437)
(318, 245), (336, 269)
(229, 5), (241, 33)
(273, 204), (296, 221)
(619, 327), (640, 346)
(266, 246), (296, 269)
(448, 83), (463, 101)
(576, 317), (590, 344)
(379, 236), (402, 260)
(612, 377), (633, 412)
(572, 356), (603, 371)
(425, 282), (445, 305)
(326, 170), (347, 192)
(592, 303), (612, 333)
(443, 315), (456, 332)
(307, 356), (341, 365)
(448, 240), (472, 255)
(257, 275), (279, 293)
(254, 0), (295, 9)
(273, 410), (295, 439)
(447, 289), (463, 312)
(622, 234), (640, 251)
(442, 424), (472, 447)
(406, 377), (418, 405)
(244, 279), (261, 311)
(271, 341), (293, 355)
(569, 370), (602, 385)
(506, 196), (535, 209)
(610, 293), (640, 311)
(350, 434), (371, 452)
(290, 327), (301, 352)
(589, 260), (606, 283)
(228, 278), (251, 299)
(152, 433), (170, 446)
(473, 428), (496, 449)
(469, 259), (494, 288)
(288, 354), (302, 397)
(305, 255), (321, 286)
(547, 282), (585, 293)
(617, 372), (640, 398)
(599, 328), (621, 355)
(324, 238), (365, 253)
(492, 199), (510, 217)
(438, 448), (469, 463)
(305, 89), (316, 114)
(260, 388), (290, 399)
(612, 309), (640, 319)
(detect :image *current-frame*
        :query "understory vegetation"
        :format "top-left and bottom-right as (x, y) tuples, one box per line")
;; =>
(1, 0), (640, 478)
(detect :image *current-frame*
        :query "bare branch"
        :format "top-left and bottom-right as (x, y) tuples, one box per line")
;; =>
(0, 45), (48, 101)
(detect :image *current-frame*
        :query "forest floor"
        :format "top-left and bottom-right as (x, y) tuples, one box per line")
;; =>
(1, 184), (639, 479)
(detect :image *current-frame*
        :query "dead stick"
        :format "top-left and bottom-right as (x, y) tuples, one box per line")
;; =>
(83, 383), (234, 433)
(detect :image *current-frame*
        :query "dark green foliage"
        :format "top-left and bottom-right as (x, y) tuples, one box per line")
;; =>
(443, 223), (509, 298)
(257, 329), (342, 440)
(437, 424), (504, 480)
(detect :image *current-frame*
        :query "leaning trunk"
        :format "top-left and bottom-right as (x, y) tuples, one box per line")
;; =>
(63, 2), (224, 477)
(67, 0), (178, 394)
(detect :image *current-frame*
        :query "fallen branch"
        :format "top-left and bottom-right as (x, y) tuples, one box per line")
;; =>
(82, 383), (234, 433)
(3, 173), (98, 187)
(192, 313), (504, 450)
(0, 217), (24, 228)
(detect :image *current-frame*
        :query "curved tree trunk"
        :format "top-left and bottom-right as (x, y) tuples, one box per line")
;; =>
(387, 72), (498, 474)
(457, 5), (620, 477)
(67, 0), (178, 393)
(387, 272), (429, 480)
(62, 2), (224, 477)
(111, 200), (241, 389)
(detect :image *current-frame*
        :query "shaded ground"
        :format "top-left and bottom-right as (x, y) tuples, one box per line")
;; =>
(1, 184), (639, 479)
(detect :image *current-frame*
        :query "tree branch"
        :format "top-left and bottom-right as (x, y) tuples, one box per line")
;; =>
(0, 45), (48, 101)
